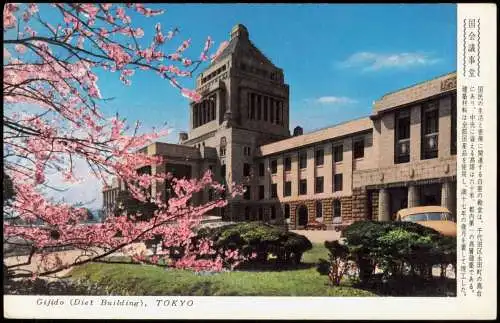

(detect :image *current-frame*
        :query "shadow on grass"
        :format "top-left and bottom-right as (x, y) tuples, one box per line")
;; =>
(235, 259), (317, 272)
(351, 274), (457, 297)
(4, 278), (109, 295)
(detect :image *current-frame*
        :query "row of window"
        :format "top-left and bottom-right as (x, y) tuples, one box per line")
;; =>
(255, 142), (361, 176)
(394, 96), (457, 163)
(313, 200), (342, 219)
(243, 174), (343, 200)
(247, 92), (284, 125)
(193, 94), (217, 128)
(221, 146), (252, 158)
(244, 205), (277, 221)
(244, 200), (342, 221)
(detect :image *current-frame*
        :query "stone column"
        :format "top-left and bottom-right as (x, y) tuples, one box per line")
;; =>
(378, 188), (390, 221)
(441, 180), (454, 213)
(407, 184), (420, 208)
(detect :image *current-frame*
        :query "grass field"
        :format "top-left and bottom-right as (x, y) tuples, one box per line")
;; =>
(68, 244), (377, 296)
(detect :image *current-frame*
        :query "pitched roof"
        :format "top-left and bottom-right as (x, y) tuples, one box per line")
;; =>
(210, 24), (275, 68)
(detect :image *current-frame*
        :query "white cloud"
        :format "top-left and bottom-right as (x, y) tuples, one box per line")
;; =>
(43, 157), (104, 210)
(337, 51), (441, 71)
(315, 96), (357, 105)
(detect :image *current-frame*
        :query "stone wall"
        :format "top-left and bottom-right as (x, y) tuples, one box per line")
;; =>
(350, 188), (368, 222)
(352, 155), (457, 188)
(284, 197), (356, 229)
(370, 190), (379, 221)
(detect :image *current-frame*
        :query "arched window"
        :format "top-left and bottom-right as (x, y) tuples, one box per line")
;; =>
(333, 199), (342, 223)
(316, 200), (323, 219)
(284, 204), (290, 219)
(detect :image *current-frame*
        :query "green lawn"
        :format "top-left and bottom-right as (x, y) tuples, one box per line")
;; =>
(68, 244), (376, 296)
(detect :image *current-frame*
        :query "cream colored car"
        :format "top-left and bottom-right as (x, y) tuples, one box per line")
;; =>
(396, 206), (456, 237)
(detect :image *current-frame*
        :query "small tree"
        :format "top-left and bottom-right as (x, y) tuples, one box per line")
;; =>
(320, 240), (354, 286)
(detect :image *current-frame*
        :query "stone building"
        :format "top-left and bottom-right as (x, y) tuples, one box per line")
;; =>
(102, 24), (457, 230)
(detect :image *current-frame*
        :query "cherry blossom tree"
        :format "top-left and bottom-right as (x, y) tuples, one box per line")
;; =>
(3, 3), (239, 280)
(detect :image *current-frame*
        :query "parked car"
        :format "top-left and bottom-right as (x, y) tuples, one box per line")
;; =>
(306, 221), (327, 231)
(396, 206), (456, 237)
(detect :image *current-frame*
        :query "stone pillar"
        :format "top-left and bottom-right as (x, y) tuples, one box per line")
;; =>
(378, 188), (390, 221)
(441, 180), (455, 213)
(407, 184), (420, 208)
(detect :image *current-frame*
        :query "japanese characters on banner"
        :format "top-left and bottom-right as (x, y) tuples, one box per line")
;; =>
(457, 4), (495, 302)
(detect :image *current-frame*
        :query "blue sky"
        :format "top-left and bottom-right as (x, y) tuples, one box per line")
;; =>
(95, 4), (457, 138)
(5, 4), (457, 209)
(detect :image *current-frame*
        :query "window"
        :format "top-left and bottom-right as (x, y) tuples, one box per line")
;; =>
(243, 163), (251, 177)
(258, 185), (265, 200)
(333, 200), (342, 219)
(245, 207), (250, 221)
(333, 145), (343, 162)
(315, 149), (324, 166)
(220, 164), (226, 178)
(258, 207), (263, 221)
(257, 95), (262, 120)
(284, 157), (292, 171)
(421, 102), (439, 160)
(244, 146), (251, 156)
(284, 204), (290, 219)
(299, 151), (307, 169)
(220, 147), (226, 157)
(299, 179), (307, 195)
(334, 174), (343, 192)
(315, 176), (324, 193)
(271, 159), (278, 174)
(243, 186), (251, 200)
(263, 97), (268, 122)
(316, 200), (323, 218)
(284, 181), (292, 196)
(451, 94), (457, 155)
(250, 93), (255, 119)
(353, 139), (364, 159)
(271, 206), (276, 219)
(395, 110), (411, 164)
(270, 99), (275, 123)
(271, 184), (278, 198)
(258, 163), (265, 177)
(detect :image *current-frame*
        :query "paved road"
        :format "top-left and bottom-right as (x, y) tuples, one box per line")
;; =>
(291, 230), (342, 244)
(4, 243), (149, 280)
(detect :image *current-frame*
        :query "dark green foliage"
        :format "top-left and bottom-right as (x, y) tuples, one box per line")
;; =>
(194, 222), (312, 267)
(341, 220), (456, 283)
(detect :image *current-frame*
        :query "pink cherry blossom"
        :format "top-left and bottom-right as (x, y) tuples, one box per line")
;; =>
(3, 3), (245, 280)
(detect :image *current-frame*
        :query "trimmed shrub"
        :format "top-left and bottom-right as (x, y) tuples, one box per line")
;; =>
(341, 220), (456, 283)
(193, 222), (312, 267)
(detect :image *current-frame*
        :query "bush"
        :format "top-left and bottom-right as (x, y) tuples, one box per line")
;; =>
(193, 222), (312, 267)
(316, 241), (354, 286)
(341, 220), (456, 283)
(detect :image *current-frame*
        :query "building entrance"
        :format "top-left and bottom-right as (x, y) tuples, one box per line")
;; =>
(297, 205), (308, 227)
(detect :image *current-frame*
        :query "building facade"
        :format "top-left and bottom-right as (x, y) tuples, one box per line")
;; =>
(103, 24), (457, 230)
